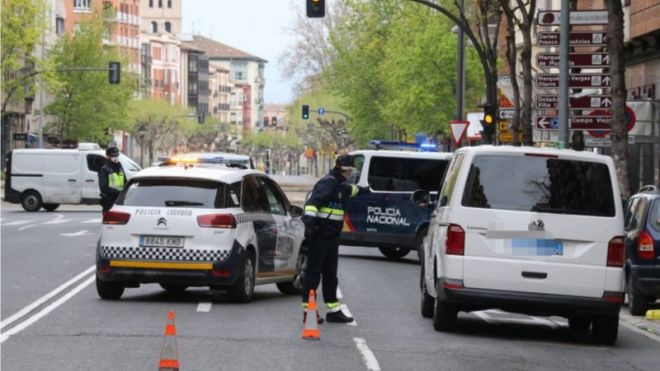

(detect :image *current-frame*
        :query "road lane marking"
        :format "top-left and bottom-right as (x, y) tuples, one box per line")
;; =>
(341, 304), (357, 326)
(473, 310), (497, 324)
(2, 220), (30, 226)
(0, 266), (95, 331)
(42, 214), (72, 225)
(197, 302), (212, 312)
(60, 230), (93, 237)
(18, 224), (37, 231)
(81, 218), (102, 224)
(353, 338), (381, 371)
(0, 275), (95, 344)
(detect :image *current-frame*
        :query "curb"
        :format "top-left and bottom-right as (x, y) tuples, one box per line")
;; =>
(619, 309), (660, 343)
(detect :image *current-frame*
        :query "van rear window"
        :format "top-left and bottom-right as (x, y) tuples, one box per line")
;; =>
(116, 178), (227, 208)
(461, 155), (615, 217)
(368, 157), (449, 192)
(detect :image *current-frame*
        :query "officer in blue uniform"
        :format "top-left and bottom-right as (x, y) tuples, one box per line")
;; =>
(98, 147), (126, 212)
(302, 154), (369, 323)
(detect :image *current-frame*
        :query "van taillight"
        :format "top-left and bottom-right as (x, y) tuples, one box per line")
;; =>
(607, 236), (624, 267)
(637, 231), (655, 261)
(197, 214), (237, 228)
(446, 224), (465, 255)
(102, 211), (131, 225)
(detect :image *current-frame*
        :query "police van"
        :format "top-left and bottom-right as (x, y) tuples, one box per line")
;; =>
(340, 149), (452, 260)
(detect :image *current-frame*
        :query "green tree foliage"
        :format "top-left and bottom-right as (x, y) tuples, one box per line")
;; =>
(45, 14), (134, 144)
(1, 0), (48, 115)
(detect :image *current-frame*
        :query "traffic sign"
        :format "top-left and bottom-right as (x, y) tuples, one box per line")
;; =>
(536, 74), (611, 89)
(535, 95), (612, 110)
(317, 107), (325, 115)
(449, 120), (470, 147)
(498, 132), (514, 143)
(536, 116), (609, 130)
(499, 110), (514, 120)
(537, 10), (608, 25)
(587, 107), (637, 137)
(536, 116), (560, 130)
(498, 121), (510, 131)
(536, 32), (607, 47)
(536, 53), (609, 68)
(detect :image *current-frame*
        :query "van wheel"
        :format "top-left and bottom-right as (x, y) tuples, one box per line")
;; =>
(433, 297), (458, 331)
(229, 252), (255, 303)
(96, 276), (124, 300)
(21, 191), (42, 212)
(379, 247), (410, 260)
(42, 203), (60, 211)
(159, 283), (188, 294)
(277, 247), (306, 295)
(592, 315), (619, 345)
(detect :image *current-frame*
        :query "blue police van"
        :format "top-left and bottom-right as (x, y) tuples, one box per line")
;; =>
(340, 150), (452, 260)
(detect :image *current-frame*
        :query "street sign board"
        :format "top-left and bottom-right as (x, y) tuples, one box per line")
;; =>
(449, 120), (470, 147)
(536, 116), (610, 130)
(537, 10), (608, 25)
(499, 121), (510, 131)
(536, 32), (607, 47)
(499, 110), (514, 120)
(536, 73), (611, 89)
(499, 132), (514, 143)
(535, 95), (612, 110)
(536, 53), (609, 68)
(13, 133), (27, 141)
(317, 107), (325, 115)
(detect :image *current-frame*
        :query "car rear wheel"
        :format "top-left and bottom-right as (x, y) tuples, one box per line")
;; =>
(379, 246), (410, 260)
(21, 191), (42, 212)
(277, 247), (306, 295)
(627, 280), (650, 316)
(229, 252), (255, 303)
(432, 297), (457, 331)
(42, 203), (60, 211)
(159, 283), (188, 294)
(592, 315), (619, 345)
(96, 276), (124, 300)
(568, 317), (591, 331)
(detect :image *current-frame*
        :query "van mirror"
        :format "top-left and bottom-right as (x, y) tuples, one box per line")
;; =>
(411, 189), (430, 207)
(290, 205), (304, 217)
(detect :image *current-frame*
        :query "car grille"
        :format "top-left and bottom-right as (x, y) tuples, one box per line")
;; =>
(100, 246), (230, 262)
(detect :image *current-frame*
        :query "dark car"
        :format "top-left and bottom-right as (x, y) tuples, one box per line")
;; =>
(624, 185), (660, 315)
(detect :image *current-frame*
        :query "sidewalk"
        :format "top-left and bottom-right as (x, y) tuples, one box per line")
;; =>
(619, 306), (660, 342)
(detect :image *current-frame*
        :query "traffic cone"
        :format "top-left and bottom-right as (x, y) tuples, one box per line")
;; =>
(158, 311), (180, 371)
(302, 290), (320, 340)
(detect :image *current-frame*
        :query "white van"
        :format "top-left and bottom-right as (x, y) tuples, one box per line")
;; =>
(420, 146), (625, 344)
(4, 148), (141, 211)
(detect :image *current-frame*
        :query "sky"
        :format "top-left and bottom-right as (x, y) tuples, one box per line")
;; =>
(182, 0), (300, 105)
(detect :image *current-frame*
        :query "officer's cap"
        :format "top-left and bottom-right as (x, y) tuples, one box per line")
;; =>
(105, 147), (119, 157)
(335, 154), (355, 171)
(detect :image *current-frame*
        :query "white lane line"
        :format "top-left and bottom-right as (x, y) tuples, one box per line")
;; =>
(473, 310), (498, 324)
(341, 304), (357, 326)
(353, 338), (381, 371)
(42, 214), (72, 225)
(18, 224), (37, 231)
(81, 218), (101, 224)
(60, 230), (92, 237)
(2, 220), (30, 226)
(0, 275), (95, 344)
(197, 302), (213, 312)
(0, 266), (95, 330)
(337, 287), (343, 299)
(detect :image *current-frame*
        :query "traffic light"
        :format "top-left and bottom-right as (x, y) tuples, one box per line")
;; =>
(306, 0), (325, 18)
(481, 104), (497, 144)
(264, 117), (269, 126)
(302, 104), (310, 120)
(109, 61), (121, 84)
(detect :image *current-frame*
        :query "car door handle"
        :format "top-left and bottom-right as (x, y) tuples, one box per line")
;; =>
(86, 179), (95, 183)
(521, 271), (547, 279)
(68, 179), (77, 182)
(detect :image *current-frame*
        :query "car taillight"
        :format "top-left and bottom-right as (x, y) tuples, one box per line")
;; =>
(637, 230), (655, 261)
(197, 214), (236, 228)
(102, 211), (131, 225)
(607, 236), (624, 267)
(446, 224), (465, 255)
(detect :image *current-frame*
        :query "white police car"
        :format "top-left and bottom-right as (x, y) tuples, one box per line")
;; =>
(96, 160), (306, 302)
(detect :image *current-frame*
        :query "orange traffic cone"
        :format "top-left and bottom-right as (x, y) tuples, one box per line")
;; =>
(158, 311), (180, 371)
(302, 290), (321, 340)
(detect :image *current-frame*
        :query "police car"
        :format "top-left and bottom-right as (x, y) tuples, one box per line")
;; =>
(341, 149), (453, 260)
(96, 159), (306, 302)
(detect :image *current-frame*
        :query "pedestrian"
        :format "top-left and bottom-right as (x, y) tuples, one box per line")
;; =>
(301, 154), (369, 323)
(98, 147), (126, 212)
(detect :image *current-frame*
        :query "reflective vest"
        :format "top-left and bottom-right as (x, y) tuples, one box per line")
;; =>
(108, 172), (125, 190)
(303, 169), (360, 237)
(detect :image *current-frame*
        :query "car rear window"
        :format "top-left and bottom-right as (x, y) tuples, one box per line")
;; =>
(650, 199), (660, 232)
(116, 178), (227, 208)
(461, 154), (615, 217)
(368, 157), (449, 192)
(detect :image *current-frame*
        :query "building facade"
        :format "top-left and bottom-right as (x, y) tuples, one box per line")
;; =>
(208, 63), (232, 124)
(140, 33), (181, 105)
(140, 0), (181, 35)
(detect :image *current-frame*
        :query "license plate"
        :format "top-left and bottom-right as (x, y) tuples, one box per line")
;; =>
(140, 235), (184, 248)
(511, 239), (563, 256)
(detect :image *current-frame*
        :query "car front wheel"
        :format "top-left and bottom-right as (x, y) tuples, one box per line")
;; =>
(21, 191), (42, 212)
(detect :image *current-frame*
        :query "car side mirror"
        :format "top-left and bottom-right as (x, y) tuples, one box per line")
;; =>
(411, 189), (430, 206)
(290, 205), (304, 217)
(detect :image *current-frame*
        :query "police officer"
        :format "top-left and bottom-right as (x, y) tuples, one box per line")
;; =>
(98, 147), (126, 212)
(301, 154), (368, 323)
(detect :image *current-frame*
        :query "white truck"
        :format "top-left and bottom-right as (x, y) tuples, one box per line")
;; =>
(3, 148), (141, 211)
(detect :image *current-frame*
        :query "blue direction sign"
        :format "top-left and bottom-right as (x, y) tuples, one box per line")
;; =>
(317, 107), (326, 115)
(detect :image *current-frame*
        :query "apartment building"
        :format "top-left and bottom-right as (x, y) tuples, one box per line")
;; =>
(208, 64), (232, 125)
(140, 0), (182, 35)
(140, 32), (181, 105)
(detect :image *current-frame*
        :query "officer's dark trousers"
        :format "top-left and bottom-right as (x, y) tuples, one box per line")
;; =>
(302, 234), (339, 304)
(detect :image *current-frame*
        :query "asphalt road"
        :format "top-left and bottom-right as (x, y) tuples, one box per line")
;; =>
(2, 204), (660, 371)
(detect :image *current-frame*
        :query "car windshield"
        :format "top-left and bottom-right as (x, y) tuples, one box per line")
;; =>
(650, 199), (660, 232)
(116, 178), (227, 208)
(462, 155), (615, 217)
(368, 156), (449, 192)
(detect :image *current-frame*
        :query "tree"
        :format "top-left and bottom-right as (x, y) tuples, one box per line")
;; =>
(605, 0), (630, 198)
(45, 14), (134, 144)
(1, 0), (48, 116)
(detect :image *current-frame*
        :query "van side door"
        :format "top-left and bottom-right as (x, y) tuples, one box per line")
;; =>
(82, 153), (106, 201)
(45, 152), (82, 203)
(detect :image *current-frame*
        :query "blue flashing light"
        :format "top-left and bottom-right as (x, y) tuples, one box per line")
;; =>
(368, 139), (438, 152)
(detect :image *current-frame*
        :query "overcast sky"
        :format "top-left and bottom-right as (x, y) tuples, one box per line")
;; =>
(182, 0), (299, 105)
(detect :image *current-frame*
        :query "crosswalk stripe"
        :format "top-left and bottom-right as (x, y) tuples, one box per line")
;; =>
(2, 221), (30, 226)
(18, 224), (37, 231)
(197, 302), (212, 312)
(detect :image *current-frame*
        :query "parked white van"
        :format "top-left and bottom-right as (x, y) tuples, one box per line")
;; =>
(420, 146), (625, 344)
(4, 148), (141, 211)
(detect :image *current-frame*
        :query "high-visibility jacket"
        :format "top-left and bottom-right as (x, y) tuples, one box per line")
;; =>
(98, 161), (126, 200)
(302, 169), (364, 237)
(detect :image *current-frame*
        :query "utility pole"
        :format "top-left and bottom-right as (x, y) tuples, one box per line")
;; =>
(558, 1), (570, 148)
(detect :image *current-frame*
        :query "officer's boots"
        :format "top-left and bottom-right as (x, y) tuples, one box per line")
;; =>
(326, 310), (354, 323)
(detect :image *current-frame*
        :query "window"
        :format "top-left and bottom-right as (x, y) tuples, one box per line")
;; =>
(168, 0), (172, 8)
(164, 21), (171, 33)
(151, 21), (157, 33)
(347, 155), (364, 184)
(650, 199), (660, 232)
(368, 157), (449, 192)
(262, 179), (287, 215)
(86, 154), (107, 172)
(439, 153), (464, 206)
(158, 0), (163, 8)
(74, 0), (91, 10)
(231, 61), (247, 81)
(117, 178), (227, 208)
(149, 0), (153, 7)
(56, 17), (65, 36)
(241, 176), (269, 212)
(189, 56), (198, 72)
(188, 81), (197, 94)
(227, 182), (242, 207)
(461, 155), (615, 217)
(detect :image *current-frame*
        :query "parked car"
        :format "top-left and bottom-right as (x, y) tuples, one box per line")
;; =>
(623, 185), (660, 315)
(340, 150), (452, 260)
(420, 146), (625, 344)
(4, 148), (141, 211)
(96, 164), (306, 302)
